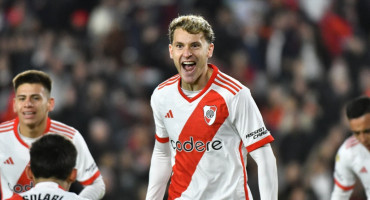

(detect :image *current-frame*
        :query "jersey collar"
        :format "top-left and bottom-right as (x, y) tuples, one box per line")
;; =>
(178, 64), (218, 103)
(13, 117), (52, 148)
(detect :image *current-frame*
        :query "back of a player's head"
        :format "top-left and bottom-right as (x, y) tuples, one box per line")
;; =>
(30, 134), (77, 180)
(168, 14), (215, 44)
(12, 70), (52, 93)
(345, 96), (370, 119)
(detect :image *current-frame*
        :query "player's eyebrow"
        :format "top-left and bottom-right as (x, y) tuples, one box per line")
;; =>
(353, 129), (370, 134)
(16, 94), (42, 99)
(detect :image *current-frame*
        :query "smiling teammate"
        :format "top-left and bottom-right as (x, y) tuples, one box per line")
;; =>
(0, 70), (105, 199)
(331, 96), (370, 200)
(146, 15), (278, 200)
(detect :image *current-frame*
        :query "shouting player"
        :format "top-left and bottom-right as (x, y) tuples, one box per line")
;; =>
(6, 134), (89, 200)
(146, 15), (278, 200)
(331, 96), (370, 199)
(0, 70), (105, 199)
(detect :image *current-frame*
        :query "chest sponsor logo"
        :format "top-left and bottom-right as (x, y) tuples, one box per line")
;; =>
(13, 169), (33, 193)
(170, 136), (222, 152)
(203, 105), (217, 125)
(13, 181), (34, 193)
(246, 127), (268, 139)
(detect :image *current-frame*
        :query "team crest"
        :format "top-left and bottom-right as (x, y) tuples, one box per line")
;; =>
(203, 105), (217, 125)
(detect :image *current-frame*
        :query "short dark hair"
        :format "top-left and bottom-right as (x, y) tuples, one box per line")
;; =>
(345, 96), (370, 119)
(12, 70), (52, 93)
(30, 134), (77, 180)
(168, 15), (215, 44)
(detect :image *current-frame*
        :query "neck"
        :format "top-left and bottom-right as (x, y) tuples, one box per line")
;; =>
(182, 66), (213, 91)
(35, 178), (70, 191)
(19, 119), (47, 138)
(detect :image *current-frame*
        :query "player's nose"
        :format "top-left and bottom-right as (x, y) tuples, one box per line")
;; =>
(358, 132), (369, 143)
(23, 99), (33, 107)
(183, 47), (192, 57)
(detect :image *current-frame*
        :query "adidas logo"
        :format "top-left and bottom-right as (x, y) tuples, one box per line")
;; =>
(360, 166), (367, 173)
(4, 157), (14, 165)
(165, 110), (174, 118)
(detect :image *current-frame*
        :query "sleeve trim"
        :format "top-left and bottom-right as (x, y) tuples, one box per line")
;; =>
(246, 135), (274, 152)
(334, 178), (355, 191)
(155, 134), (169, 143)
(80, 171), (101, 186)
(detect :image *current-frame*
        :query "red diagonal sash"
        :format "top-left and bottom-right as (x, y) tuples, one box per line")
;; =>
(168, 90), (229, 200)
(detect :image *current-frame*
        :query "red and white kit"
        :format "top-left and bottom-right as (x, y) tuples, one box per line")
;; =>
(331, 136), (370, 200)
(148, 64), (275, 200)
(6, 182), (89, 200)
(0, 118), (101, 200)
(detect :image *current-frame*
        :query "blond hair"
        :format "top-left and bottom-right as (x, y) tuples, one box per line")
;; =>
(168, 15), (215, 44)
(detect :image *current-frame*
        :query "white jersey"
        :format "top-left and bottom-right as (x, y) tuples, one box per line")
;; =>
(332, 135), (370, 199)
(151, 64), (274, 200)
(0, 118), (101, 200)
(6, 182), (89, 200)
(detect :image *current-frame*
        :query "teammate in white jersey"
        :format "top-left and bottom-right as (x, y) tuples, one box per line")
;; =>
(0, 70), (105, 200)
(331, 96), (370, 200)
(6, 134), (89, 200)
(146, 15), (278, 200)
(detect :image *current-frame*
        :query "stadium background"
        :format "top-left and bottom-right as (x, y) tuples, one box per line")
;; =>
(0, 0), (370, 199)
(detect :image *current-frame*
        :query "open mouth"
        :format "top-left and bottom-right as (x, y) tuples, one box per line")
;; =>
(182, 61), (196, 72)
(23, 111), (36, 118)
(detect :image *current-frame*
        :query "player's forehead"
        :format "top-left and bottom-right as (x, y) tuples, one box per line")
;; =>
(173, 28), (206, 44)
(15, 83), (48, 96)
(349, 113), (370, 131)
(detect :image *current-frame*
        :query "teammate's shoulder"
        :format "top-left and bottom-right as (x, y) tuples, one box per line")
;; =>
(49, 119), (79, 139)
(343, 136), (360, 149)
(335, 136), (360, 163)
(0, 119), (16, 134)
(155, 74), (180, 91)
(213, 70), (246, 96)
(337, 136), (360, 156)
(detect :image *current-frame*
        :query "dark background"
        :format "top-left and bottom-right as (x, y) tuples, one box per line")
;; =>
(1, 0), (369, 199)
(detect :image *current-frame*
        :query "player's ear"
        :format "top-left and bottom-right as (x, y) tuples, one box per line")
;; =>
(67, 168), (77, 183)
(13, 97), (17, 113)
(207, 43), (214, 58)
(47, 97), (55, 112)
(26, 165), (34, 181)
(169, 44), (173, 59)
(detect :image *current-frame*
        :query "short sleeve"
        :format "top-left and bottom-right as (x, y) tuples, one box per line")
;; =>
(151, 89), (169, 140)
(73, 132), (101, 185)
(230, 89), (274, 152)
(333, 146), (356, 190)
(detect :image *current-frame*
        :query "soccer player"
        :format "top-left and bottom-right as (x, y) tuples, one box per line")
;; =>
(6, 134), (89, 200)
(0, 70), (105, 199)
(331, 96), (370, 200)
(146, 15), (278, 200)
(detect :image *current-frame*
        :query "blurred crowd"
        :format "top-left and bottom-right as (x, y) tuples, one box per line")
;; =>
(1, 0), (370, 199)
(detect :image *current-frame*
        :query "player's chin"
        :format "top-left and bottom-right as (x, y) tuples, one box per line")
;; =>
(181, 74), (197, 84)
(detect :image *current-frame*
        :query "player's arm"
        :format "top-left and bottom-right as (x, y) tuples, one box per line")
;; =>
(231, 88), (277, 199)
(79, 175), (106, 200)
(146, 89), (172, 199)
(330, 148), (355, 200)
(72, 133), (106, 199)
(146, 138), (172, 200)
(249, 143), (278, 200)
(331, 184), (353, 200)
